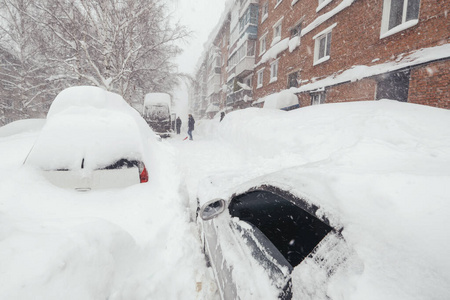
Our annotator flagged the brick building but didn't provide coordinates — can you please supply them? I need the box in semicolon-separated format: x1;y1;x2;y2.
190;0;449;118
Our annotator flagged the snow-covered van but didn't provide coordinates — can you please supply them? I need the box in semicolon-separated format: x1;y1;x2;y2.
143;93;172;137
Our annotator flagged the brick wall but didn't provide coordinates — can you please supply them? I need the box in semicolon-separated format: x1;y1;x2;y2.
409;60;450;109
253;0;449;108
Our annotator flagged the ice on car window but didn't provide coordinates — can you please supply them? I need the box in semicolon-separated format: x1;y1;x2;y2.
229;190;332;268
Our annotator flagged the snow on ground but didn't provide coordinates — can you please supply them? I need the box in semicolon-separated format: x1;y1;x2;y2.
1;99;449;300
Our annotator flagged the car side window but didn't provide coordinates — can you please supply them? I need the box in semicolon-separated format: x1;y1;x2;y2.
228;190;332;268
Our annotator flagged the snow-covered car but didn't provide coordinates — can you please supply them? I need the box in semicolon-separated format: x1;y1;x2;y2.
24;86;152;191
196;101;450;300
197;172;357;300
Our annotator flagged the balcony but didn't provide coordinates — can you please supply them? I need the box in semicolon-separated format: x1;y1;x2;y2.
226;89;252;106
207;73;221;96
235;56;255;78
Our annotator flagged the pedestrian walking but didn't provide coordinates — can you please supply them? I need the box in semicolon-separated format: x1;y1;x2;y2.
187;114;195;140
176;117;182;134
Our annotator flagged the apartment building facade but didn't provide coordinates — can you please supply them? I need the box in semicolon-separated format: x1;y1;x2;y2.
190;0;449;118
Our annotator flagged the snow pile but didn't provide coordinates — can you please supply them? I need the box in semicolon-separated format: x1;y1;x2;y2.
257;38;290;66
0;119;45;137
261;90;299;109
191;100;450;299
288;36;301;52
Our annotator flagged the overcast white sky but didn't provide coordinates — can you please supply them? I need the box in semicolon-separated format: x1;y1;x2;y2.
170;0;228;116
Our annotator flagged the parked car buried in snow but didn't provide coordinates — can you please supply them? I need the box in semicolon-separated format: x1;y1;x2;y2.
24;86;150;191
197;171;358;300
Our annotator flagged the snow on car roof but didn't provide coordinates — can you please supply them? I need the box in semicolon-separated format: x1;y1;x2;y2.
144;93;171;108
25;86;155;171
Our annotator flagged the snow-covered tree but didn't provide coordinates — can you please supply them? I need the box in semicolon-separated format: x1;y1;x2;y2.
0;0;62;124
0;0;188;124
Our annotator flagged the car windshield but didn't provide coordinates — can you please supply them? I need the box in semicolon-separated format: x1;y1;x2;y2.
146;105;169;121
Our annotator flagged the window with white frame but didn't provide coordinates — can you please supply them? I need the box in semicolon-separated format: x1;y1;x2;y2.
257;69;264;88
311;92;325;105
275;0;283;7
261;2;268;23
313;23;336;65
274;22;282;39
270;59;279;82
380;0;420;37
259;33;267;55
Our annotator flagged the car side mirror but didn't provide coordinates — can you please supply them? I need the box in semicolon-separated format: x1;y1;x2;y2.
200;199;226;220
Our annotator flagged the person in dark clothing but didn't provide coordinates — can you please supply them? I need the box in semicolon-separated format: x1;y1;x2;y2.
188;114;195;140
176;117;182;134
220;112;225;122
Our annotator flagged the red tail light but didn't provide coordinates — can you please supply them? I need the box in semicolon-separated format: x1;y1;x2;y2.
139;162;148;183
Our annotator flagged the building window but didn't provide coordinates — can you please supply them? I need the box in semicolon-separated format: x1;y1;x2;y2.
261;2;268;23
274;23;282;39
376;70;410;102
247;40;256;56
287;71;300;88
313;23;336;65
315;32;331;64
270;60;279;82
257;69;264;88
311;92;325;105
290;23;302;38
259;34;267;55
380;0;420;37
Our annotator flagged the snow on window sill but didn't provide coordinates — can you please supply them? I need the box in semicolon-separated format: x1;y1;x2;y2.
261;13;268;24
257;84;263;89
316;0;333;12
271;36;282;47
291;0;300;6
259;50;266;57
274;0;283;9
313;55;330;66
380;19;419;39
269;77;278;83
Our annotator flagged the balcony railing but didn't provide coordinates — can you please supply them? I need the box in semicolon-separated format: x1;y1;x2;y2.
226;89;252;105
235;56;255;77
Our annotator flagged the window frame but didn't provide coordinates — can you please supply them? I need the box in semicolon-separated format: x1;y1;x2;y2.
257;68;264;88
261;2;269;23
310;91;326;105
313;23;336;66
287;70;300;89
380;0;420;39
273;17;284;41
259;32;267;56
270;59;279;83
